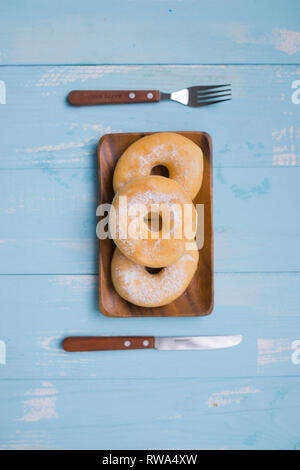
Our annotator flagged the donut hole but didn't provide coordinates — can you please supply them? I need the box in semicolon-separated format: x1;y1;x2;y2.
150;165;169;178
145;267;163;275
144;211;163;233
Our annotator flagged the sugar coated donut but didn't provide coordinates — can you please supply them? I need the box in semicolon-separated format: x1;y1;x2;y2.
113;132;203;200
111;245;199;307
109;175;197;268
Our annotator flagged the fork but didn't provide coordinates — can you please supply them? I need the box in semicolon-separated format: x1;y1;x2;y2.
68;85;231;107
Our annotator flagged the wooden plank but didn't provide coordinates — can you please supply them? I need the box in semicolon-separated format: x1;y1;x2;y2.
0;1;300;65
0;65;299;169
0;167;299;273
0;273;299;379
0;377;299;449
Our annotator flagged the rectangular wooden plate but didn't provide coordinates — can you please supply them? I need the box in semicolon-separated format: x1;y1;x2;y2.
98;131;214;317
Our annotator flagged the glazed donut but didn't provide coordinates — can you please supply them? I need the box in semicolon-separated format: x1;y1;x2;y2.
113;132;203;200
109;175;197;268
111;245;199;307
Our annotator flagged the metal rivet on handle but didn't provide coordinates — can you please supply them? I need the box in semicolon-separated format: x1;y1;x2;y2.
124;340;131;347
129;92;135;99
143;340;150;347
147;92;153;99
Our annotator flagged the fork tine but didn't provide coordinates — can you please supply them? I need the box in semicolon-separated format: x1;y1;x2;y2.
197;88;231;97
191;84;231;91
194;98;232;107
197;93;231;102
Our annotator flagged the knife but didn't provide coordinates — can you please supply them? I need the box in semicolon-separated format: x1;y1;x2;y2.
62;335;242;352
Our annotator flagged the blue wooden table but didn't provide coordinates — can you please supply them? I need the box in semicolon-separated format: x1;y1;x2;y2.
0;0;300;450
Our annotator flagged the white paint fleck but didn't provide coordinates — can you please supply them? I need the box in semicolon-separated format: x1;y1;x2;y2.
81;123;114;132
208;386;260;408
0;340;6;365
32;158;83;164
272;126;298;166
37;335;61;352
273;28;300;55
70;122;122;134
50;275;96;289
0;80;6;104
17;382;58;422
35;65;141;87
24;383;56;397
291;340;300;365
212;23;300;55
257;338;292;366
167;414;183;420
18;137;97;154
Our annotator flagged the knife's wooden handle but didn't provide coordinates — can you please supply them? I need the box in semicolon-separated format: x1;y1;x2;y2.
62;336;155;351
68;90;160;106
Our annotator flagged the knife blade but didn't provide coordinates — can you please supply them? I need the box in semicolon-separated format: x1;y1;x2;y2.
155;335;242;350
62;335;242;352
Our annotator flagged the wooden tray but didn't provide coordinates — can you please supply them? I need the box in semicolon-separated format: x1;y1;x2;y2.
98;131;214;317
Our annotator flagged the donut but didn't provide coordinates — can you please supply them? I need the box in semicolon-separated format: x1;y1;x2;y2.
111;245;199;307
109;175;197;268
113;132;203;200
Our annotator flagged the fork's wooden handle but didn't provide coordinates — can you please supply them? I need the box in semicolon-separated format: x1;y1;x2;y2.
62;336;155;351
68;90;160;106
